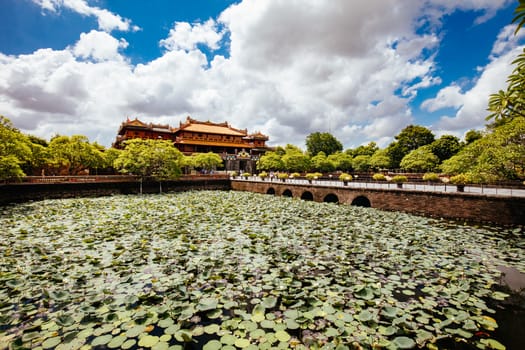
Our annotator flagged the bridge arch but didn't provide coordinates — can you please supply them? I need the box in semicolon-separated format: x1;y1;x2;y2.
266;187;275;195
282;189;293;197
323;193;339;203
301;191;313;201
351;195;371;207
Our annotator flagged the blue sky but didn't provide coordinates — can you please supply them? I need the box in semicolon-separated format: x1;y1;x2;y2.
0;0;523;149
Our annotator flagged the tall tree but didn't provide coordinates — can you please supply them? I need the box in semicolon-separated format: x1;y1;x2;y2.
305;132;343;156
430;135;461;162
47;135;105;175
0;116;32;180
346;142;378;157
281;146;311;172
311;152;336;172
487;1;525;125
257;151;284;171
441;117;525;182
192;152;223;172
400;145;439;172
327;152;353;171
386;125;435;168
369;149;391;170
464;129;483;145
114;139;184;192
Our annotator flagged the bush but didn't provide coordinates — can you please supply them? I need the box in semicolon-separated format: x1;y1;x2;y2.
305;172;322;180
391;175;408;183
339;173;353;181
372;173;386;181
229;171;238;177
242;172;251;178
290;172;301;178
277;173;289;180
450;173;470;185
422;173;440;182
259;171;268;178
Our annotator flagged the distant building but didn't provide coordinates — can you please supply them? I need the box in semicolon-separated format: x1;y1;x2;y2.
114;117;270;173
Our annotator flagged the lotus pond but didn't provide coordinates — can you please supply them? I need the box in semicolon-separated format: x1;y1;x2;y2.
1;191;524;350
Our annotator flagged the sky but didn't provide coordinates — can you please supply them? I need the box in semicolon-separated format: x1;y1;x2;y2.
1;0;525;149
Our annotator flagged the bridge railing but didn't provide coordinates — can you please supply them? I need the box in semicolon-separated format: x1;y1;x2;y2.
232;176;525;198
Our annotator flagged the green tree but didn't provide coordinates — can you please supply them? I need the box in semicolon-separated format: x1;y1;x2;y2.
430;135;461;162
192;152;223;172
346;142;379;157
441;117;525;182
487;2;525;125
464;129;483;145
282;146;310;172
103;148;122;171
257;151;284;171
47;135;105;175
0;116;32;180
352;155;371;172
311;152;336;172
327;152;353;171
114;139;184;193
305;132;343;156
369;149;391;170
400;145;439;172
387;125;435;168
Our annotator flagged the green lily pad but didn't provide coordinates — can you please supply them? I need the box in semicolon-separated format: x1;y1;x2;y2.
235;338;251;348
203;340;222;350
480;338;506;350
138;335;159;348
42;336;61;349
251;304;266;323
392;336;416;349
275;330;291;342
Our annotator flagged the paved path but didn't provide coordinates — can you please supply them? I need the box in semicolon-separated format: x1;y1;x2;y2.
237;177;525;198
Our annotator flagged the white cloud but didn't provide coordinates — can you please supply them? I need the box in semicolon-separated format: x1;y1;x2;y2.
1;0;518;149
434;47;521;132
421;85;464;112
422;22;524;136
72;30;128;61
31;0;139;32
160;20;223;52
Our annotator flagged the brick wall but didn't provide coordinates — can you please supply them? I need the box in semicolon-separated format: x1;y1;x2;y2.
231;180;525;226
0;179;231;206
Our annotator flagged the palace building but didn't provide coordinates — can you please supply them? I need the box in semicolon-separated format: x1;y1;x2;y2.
114;117;270;173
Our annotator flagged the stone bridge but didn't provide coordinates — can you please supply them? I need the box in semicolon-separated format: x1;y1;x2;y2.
231;180;525;226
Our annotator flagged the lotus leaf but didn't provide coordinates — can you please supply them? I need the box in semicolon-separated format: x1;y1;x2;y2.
480;338;506;350
251;304;266;323
0;191;522;349
174;329;192;343
91;334;112;346
107;335;126;348
275;330;291;342
121;339;137;349
357;309;375;323
203;340;222;350
42;336;61;349
392;336;416;349
235;338;251;348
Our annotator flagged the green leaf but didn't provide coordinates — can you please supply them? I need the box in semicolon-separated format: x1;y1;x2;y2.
392;336;416;349
251;304;266;323
275;330;291;342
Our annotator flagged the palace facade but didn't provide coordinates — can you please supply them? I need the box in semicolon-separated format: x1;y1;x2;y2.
114;117;270;173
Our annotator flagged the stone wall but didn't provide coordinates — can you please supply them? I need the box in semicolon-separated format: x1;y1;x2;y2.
231;180;525;226
0;178;231;206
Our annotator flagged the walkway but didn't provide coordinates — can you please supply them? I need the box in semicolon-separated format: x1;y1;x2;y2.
237;177;525;198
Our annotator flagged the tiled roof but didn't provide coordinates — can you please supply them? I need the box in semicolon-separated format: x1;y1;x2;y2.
181;123;247;136
176;139;254;148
